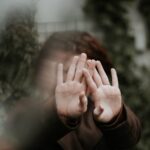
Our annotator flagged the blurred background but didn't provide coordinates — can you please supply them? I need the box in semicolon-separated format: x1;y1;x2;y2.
0;0;150;149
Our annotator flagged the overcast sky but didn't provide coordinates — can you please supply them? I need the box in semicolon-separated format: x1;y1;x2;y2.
0;0;147;50
0;0;84;24
36;0;84;22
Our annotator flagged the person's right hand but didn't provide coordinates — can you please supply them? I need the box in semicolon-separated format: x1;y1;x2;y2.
83;61;122;123
55;53;88;119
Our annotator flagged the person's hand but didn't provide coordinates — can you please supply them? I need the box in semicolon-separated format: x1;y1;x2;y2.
55;53;88;119
83;61;122;123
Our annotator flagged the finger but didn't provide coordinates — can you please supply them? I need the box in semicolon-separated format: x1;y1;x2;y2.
81;77;87;93
87;59;95;68
96;61;110;85
111;68;119;87
92;59;96;68
83;68;97;93
74;53;87;81
66;56;79;81
57;63;63;85
93;68;102;87
79;92;88;113
87;59;96;77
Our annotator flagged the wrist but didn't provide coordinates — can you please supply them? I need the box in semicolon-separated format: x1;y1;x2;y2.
94;103;126;128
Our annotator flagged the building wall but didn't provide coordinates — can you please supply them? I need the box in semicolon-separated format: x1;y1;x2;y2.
0;0;149;66
35;0;84;22
36;0;147;50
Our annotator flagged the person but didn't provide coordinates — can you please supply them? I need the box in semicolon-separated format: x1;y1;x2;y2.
3;31;141;150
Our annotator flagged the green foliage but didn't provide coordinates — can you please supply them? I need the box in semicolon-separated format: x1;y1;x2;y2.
83;0;150;150
83;0;133;30
0;7;39;101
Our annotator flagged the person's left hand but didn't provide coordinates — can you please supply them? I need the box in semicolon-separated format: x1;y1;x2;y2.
83;61;122;123
55;54;88;119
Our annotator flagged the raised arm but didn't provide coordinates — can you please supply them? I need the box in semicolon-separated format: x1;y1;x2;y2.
83;60;141;149
2;53;88;150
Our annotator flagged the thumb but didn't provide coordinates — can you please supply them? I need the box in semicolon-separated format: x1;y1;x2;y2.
79;91;88;113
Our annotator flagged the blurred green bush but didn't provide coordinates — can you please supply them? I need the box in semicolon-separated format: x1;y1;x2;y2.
83;0;150;149
0;6;39;102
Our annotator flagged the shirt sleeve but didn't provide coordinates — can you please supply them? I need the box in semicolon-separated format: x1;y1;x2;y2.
4;98;79;150
94;103;141;150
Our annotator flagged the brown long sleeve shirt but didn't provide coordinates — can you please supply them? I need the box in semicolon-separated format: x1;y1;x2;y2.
2;98;141;150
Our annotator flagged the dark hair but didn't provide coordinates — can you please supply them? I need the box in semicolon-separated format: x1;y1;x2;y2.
36;31;112;75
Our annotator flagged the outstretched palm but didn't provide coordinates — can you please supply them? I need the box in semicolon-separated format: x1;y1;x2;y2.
55;54;87;119
83;61;122;123
56;81;86;118
92;84;121;123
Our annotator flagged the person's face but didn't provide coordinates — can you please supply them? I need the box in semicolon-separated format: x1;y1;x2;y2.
36;50;76;94
50;50;75;74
